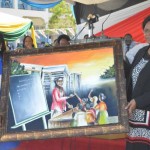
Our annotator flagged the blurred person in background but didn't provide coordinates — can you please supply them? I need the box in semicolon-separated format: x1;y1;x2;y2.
23;35;35;49
123;34;139;79
53;39;59;46
123;33;139;61
57;34;70;46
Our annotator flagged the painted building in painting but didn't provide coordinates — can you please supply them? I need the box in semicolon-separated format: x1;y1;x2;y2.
20;63;81;96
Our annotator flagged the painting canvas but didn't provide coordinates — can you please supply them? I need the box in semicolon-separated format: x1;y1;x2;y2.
0;40;128;141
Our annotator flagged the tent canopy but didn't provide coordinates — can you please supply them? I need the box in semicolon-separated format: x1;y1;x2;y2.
0;12;33;41
20;0;62;8
19;0;114;8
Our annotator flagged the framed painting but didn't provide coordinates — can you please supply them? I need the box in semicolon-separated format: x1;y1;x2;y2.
0;39;128;141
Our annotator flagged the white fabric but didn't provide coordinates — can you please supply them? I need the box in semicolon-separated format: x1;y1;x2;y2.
128;109;150;141
122;41;139;60
0;12;31;25
126;43;149;64
76;1;150;39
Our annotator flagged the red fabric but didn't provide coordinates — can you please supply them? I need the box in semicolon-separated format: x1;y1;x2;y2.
15;137;126;150
51;87;67;112
95;7;150;43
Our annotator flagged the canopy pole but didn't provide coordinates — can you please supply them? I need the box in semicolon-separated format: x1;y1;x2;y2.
31;26;37;48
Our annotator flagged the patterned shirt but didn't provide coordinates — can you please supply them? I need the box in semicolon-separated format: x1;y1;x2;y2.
132;58;148;89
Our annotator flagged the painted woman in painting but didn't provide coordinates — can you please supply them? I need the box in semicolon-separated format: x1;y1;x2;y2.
95;93;108;125
51;77;73;118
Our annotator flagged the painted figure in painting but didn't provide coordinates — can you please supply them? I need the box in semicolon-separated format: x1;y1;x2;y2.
88;89;98;108
95;93;108;125
51;77;73;118
73;91;97;126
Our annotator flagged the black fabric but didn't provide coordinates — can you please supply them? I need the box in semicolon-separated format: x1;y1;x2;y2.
126;141;150;150
73;0;147;24
123;59;131;80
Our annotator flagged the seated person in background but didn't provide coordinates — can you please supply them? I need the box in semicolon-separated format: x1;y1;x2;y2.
122;34;138;79
84;34;89;39
53;39;59;46
15;36;35;51
122;33;138;61
40;41;45;48
23;35;35;49
57;34;70;46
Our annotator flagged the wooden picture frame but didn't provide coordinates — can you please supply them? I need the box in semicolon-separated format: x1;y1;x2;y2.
0;39;128;141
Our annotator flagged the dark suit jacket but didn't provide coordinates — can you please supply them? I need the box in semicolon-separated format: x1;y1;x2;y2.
126;45;150;110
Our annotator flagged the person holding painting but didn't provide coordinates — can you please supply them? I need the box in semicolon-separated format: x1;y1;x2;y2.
125;15;150;150
0;33;6;94
51;77;73;118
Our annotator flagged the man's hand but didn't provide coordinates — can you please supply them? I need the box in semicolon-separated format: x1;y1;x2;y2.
125;99;136;116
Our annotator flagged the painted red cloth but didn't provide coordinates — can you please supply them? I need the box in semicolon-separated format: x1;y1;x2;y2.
51;87;67;112
15;137;126;150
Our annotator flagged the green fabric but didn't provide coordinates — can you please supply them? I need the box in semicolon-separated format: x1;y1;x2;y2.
0;22;32;41
98;110;108;125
